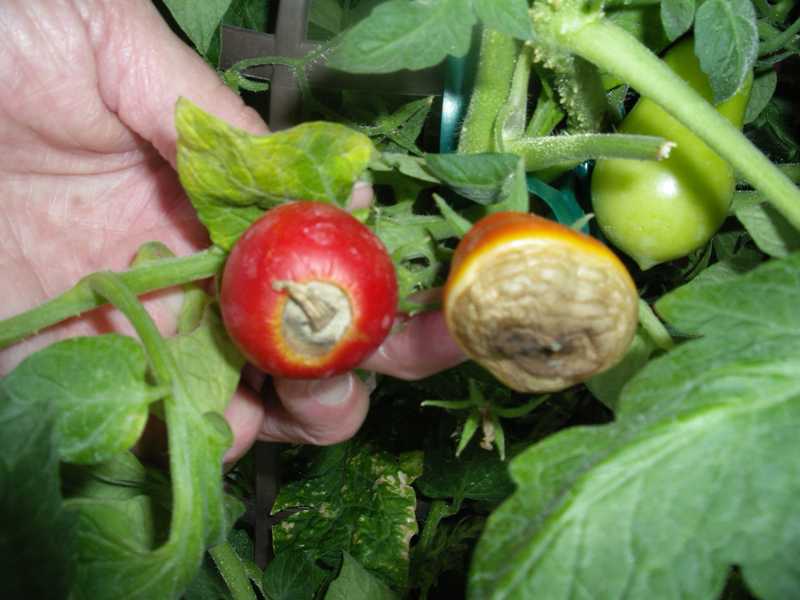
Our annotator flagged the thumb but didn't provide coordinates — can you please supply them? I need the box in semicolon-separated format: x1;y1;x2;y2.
89;0;268;166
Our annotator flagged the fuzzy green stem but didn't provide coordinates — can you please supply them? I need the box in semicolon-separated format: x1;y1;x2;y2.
495;45;533;149
752;0;774;17
0;247;225;349
418;499;459;553
772;0;797;22
759;14;800;55
457;29;518;154
210;543;257;600
556;55;608;133
738;163;800;187
84;273;177;385
421;399;474;410
526;92;565;138
563;19;800;231
638;299;674;351
506;132;671;171
86;273;205;587
413;497;462;600
130;241;210;335
229;55;303;73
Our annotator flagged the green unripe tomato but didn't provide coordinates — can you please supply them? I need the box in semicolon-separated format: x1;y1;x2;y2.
591;38;752;270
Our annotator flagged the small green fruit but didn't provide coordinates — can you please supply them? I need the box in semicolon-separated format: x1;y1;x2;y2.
591;38;752;270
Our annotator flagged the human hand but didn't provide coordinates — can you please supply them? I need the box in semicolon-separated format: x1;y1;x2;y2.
0;0;465;463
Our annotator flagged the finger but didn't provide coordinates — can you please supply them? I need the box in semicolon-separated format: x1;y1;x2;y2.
361;310;466;380
259;373;370;445
223;383;267;465
88;0;269;166
346;181;374;211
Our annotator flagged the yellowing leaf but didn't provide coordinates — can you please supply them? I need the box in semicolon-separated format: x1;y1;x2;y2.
176;98;375;249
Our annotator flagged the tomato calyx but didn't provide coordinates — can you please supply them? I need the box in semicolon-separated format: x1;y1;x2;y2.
273;279;353;357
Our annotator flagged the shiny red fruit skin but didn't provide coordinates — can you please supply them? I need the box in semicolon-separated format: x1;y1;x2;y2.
219;201;398;379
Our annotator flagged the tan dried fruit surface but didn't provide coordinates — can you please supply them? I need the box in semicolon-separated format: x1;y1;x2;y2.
446;238;638;392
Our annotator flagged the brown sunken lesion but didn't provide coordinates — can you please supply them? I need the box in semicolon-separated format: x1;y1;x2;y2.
487;324;603;379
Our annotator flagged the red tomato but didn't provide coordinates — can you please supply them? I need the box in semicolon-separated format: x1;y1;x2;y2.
220;201;398;379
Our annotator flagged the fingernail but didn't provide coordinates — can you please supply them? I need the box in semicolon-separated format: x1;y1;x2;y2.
310;374;353;406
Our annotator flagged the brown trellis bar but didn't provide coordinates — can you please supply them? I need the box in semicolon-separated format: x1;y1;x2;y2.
219;0;449;569
219;0;445;130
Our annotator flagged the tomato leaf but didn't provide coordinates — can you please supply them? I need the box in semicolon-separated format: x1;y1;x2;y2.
586;327;658;412
183;555;235;600
176;98;375;250
472;0;534;41
433;194;472;237
371;200;457;303
185;529;264;600
1;335;157;464
59;321;237;599
272;441;422;590
0;390;76;599
360;95;435;155
309;0;345;38
66;415;234;599
223;0;266;31
469;253;800;598
411;516;485;599
327;0;476;74
694;0;759;102
65;482;241;600
660;0;696;41
423;153;521;206
733;196;800;258
417;437;514;505
160;0;232;55
605;3;670;54
166;303;244;415
61;452;169;502
262;549;326;600
658;250;800;335
325;553;399;600
744;69;778;125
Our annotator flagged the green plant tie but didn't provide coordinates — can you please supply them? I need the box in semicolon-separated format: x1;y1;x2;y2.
440;55;465;153
441;37;588;235
527;175;589;233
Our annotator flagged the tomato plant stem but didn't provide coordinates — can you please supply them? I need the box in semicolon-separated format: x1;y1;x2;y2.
0;246;225;350
457;29;518;154
418;499;459;553
526;84;564;138
506;132;672;171
85;272;176;389
564;19;800;231
759;14;800;55
495;44;533;146
772;0;796;22
86;272;206;591
638;299;675;351
209;543;257;600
